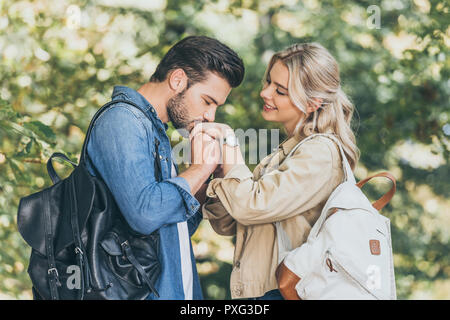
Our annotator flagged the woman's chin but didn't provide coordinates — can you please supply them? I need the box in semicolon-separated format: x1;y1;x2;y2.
261;110;278;122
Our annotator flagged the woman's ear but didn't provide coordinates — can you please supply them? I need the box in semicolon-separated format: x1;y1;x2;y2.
168;68;188;93
307;98;323;113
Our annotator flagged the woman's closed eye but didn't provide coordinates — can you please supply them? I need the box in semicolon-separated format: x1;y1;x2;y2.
266;78;287;96
276;89;287;96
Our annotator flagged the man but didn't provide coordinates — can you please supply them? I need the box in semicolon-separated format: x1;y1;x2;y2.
85;36;245;299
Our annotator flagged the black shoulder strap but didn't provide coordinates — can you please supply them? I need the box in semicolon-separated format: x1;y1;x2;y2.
43;189;61;299
80;99;159;163
47;99;163;184
118;236;160;298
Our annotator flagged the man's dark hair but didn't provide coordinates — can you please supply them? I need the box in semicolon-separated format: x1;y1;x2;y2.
150;36;245;88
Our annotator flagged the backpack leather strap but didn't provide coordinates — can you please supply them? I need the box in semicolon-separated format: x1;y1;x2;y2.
356;172;396;211
43;189;61;299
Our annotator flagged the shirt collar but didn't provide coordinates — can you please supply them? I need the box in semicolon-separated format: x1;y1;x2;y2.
111;86;168;131
280;135;301;156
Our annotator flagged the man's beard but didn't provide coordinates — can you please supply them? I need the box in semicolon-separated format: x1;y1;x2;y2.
166;90;192;132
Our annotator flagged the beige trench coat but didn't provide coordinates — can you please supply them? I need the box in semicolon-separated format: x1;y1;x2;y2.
202;131;345;299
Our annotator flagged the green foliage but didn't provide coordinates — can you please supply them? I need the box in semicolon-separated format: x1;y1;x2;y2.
0;0;449;299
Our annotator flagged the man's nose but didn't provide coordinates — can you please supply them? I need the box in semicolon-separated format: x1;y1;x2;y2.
203;109;215;122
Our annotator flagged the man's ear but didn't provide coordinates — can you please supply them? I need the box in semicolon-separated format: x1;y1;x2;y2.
307;98;323;113
168;68;188;93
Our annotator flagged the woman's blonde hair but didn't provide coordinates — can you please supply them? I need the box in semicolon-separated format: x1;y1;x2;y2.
264;42;360;170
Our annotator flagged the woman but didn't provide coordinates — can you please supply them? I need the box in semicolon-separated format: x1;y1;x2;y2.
196;42;359;299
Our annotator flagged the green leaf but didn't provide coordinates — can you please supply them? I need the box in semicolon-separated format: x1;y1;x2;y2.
0;101;20;121
7;158;22;182
23;121;56;145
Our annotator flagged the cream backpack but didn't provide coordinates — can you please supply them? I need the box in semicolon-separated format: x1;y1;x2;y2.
276;133;397;300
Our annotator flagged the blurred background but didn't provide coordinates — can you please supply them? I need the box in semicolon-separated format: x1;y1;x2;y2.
0;0;449;300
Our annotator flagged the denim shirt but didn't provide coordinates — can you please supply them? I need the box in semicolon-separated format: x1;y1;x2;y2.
85;86;203;299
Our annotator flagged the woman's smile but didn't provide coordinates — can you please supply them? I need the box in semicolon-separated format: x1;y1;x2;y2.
263;103;278;112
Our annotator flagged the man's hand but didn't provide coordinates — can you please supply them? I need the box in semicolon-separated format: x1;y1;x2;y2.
190;122;245;175
179;132;221;195
190;122;234;141
191;131;221;174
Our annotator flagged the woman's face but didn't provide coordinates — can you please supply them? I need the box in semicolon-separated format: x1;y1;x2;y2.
260;60;304;135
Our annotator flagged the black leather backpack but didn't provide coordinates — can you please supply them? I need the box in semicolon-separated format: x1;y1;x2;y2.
17;100;162;300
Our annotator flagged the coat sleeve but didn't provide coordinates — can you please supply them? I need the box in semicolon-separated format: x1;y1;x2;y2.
204;138;338;226
202;197;237;236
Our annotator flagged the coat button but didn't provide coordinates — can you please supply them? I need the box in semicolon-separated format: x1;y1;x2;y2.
235;261;240;268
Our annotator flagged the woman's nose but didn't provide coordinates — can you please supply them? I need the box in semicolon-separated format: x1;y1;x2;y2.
260;86;272;100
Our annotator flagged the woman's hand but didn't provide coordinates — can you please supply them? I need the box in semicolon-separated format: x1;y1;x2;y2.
190;122;245;175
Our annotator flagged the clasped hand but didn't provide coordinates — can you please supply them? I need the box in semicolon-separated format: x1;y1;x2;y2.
189;122;244;177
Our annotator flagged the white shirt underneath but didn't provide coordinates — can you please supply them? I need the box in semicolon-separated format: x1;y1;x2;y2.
172;161;193;300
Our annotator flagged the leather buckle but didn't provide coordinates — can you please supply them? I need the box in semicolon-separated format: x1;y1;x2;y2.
120;240;129;249
47;267;59;277
47;268;62;287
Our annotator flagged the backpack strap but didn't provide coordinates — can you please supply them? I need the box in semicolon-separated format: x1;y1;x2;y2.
46;99;163;185
117;235;160;298
69;176;87;300
47;152;77;185
276;133;355;264
43;189;61;300
287;134;396;211
356;172;396;211
80;99;158;163
285;133;356;184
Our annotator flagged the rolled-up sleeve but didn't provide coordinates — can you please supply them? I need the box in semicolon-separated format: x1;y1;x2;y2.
204;140;335;226
87;106;199;235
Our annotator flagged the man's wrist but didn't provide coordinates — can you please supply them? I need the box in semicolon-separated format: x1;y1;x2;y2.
189;164;214;181
223;144;244;165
